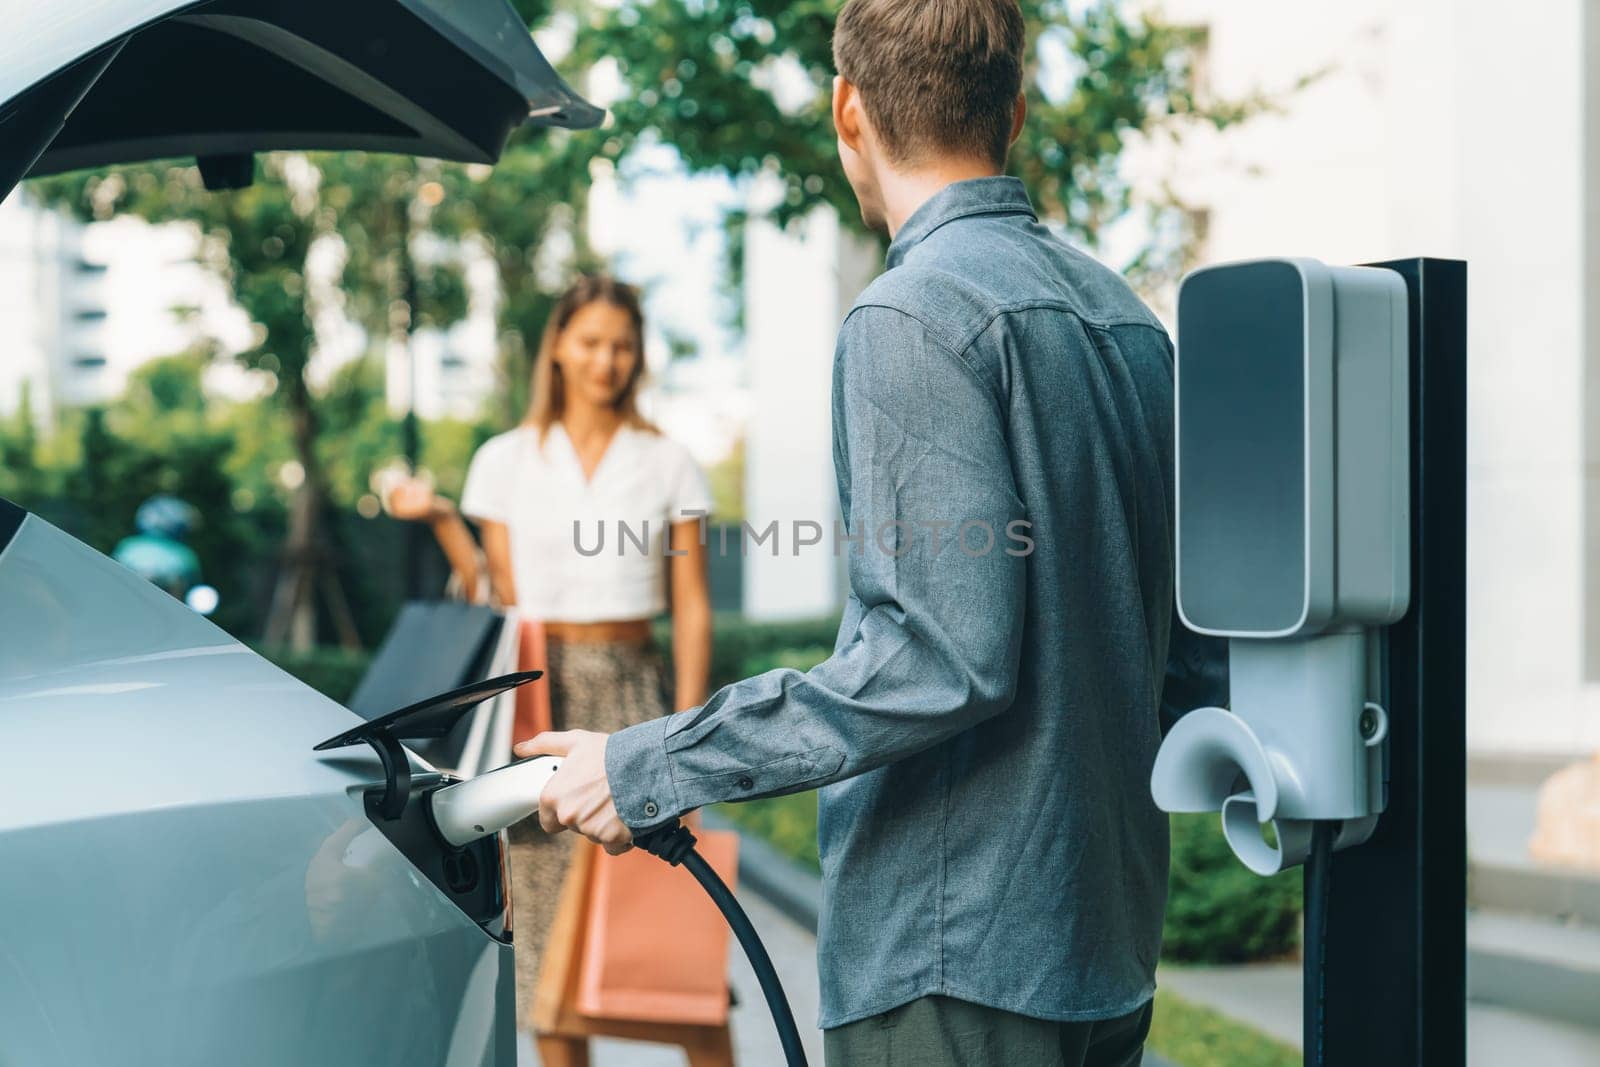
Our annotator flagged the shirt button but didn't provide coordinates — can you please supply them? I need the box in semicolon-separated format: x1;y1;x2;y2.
736;775;754;791
642;801;659;818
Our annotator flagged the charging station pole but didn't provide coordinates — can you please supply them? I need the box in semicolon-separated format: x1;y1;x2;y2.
1321;258;1467;1065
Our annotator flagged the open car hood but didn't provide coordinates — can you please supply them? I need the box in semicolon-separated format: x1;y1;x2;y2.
0;0;604;198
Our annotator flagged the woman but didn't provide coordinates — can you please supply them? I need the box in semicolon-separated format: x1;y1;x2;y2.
459;274;714;1031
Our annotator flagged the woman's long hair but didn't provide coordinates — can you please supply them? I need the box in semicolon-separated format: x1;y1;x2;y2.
524;274;655;438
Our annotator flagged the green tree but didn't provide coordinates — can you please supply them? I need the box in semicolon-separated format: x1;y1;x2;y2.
26;151;487;649
0;384;44;502
19;0;1270;651
29;161;342;648
432;134;599;426
558;0;1269;290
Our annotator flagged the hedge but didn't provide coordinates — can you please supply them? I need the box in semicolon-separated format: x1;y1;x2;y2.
260;612;842;708
1163;813;1302;962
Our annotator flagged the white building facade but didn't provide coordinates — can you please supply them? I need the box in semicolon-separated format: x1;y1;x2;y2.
1130;0;1597;756
741;204;878;620
0;192;103;429
0;191;254;418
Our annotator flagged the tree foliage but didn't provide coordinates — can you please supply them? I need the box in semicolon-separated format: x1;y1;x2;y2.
562;0;1266;286
17;0;1274;643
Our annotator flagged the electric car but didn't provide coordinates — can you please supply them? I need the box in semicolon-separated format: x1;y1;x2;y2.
0;3;600;1064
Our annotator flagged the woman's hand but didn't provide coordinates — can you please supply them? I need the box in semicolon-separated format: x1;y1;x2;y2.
514;730;633;855
386;478;453;522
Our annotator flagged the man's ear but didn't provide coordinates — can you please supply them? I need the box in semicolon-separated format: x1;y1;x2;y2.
1009;92;1028;146
833;75;866;154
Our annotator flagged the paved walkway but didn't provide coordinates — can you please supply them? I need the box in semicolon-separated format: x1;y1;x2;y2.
1160;961;1600;1066
520;776;1600;1065
512;887;1178;1066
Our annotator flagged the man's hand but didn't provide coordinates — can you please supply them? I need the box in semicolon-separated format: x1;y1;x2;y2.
513;730;633;855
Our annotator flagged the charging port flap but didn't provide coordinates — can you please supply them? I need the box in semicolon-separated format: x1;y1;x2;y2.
313;670;542;819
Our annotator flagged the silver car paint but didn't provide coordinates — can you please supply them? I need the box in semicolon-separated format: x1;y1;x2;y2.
0;513;514;1066
0;0;183;103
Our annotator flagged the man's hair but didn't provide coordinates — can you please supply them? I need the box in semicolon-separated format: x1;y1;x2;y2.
833;0;1026;168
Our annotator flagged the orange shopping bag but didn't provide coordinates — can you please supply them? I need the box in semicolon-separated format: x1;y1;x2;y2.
574;826;739;1026
514;619;553;746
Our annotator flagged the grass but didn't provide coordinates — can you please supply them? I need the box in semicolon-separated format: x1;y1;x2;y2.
1147;989;1299;1067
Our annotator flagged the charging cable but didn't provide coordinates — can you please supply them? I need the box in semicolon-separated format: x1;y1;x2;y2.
428;757;809;1066
323;681;811;1064
1303;821;1335;1067
635;821;810;1067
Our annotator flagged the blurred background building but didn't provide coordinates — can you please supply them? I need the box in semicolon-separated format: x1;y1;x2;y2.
1135;0;1598;761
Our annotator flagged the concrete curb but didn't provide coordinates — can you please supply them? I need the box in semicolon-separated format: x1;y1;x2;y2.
706;814;1179;1067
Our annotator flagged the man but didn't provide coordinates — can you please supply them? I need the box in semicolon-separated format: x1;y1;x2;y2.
521;0;1226;1063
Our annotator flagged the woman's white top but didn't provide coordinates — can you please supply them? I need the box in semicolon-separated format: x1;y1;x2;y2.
460;423;713;623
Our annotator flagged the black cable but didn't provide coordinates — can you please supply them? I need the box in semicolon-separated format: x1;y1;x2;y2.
637;822;809;1067
1303;821;1336;1067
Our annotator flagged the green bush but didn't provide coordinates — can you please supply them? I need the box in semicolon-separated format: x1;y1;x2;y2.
1162;813;1302;963
739;645;837;678
709;616;839;689
721;802;1302;965
717;792;822;874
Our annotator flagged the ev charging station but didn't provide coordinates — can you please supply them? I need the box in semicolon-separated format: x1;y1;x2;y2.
1152;258;1468;1065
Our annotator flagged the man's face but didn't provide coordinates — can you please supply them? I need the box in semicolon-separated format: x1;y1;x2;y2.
834;77;889;234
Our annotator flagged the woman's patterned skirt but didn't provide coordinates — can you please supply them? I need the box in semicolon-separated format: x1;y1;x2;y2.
507;637;670;1029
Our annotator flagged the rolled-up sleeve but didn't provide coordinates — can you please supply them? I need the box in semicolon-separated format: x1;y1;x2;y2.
607;305;1027;833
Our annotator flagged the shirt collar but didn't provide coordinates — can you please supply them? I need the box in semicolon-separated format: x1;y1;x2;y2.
886;176;1036;269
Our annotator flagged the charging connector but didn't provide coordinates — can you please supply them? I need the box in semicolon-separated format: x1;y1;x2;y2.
316;677;809;1064
426;761;809;1067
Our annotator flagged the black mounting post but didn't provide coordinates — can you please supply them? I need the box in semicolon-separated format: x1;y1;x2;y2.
1320;258;1467;1065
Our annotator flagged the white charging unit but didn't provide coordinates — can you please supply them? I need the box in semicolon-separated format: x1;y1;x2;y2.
1150;257;1410;874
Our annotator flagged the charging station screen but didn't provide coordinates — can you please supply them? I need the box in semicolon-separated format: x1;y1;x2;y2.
1177;262;1307;633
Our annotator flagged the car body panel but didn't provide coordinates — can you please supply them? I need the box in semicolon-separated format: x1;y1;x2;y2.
0;1;591;1053
0;511;515;1066
0;0;603;198
0;0;182;105
0;0;592;111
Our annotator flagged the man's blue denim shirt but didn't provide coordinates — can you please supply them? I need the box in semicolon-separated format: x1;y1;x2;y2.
607;176;1228;1029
